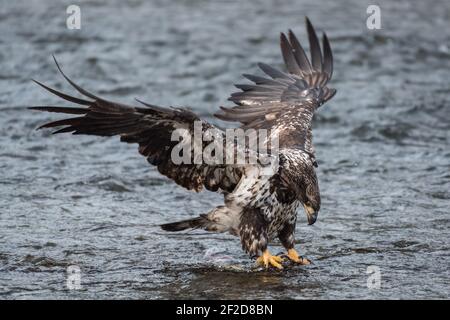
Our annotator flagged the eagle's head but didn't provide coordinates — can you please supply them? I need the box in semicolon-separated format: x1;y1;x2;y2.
300;166;321;225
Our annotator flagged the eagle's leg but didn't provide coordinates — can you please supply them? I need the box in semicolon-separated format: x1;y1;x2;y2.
278;221;311;265
256;249;283;269
239;209;283;269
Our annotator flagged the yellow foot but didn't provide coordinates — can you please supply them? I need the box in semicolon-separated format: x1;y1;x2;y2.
256;250;284;269
286;248;311;265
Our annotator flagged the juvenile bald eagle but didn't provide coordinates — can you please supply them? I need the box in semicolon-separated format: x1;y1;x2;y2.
30;18;336;269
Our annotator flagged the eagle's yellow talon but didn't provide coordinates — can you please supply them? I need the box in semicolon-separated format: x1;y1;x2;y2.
256;250;283;269
287;248;311;265
272;255;284;263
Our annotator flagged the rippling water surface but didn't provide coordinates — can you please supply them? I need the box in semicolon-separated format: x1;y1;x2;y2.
0;0;449;299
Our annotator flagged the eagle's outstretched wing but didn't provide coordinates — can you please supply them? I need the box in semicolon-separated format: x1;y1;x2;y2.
30;57;244;193
215;18;336;156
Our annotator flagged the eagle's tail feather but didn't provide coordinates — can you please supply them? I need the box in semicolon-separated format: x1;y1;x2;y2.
160;215;211;232
161;206;237;233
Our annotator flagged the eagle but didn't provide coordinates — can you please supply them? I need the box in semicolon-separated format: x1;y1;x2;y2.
30;18;336;269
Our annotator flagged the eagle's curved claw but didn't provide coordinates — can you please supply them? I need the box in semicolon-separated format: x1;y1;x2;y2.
256;250;284;269
286;248;311;265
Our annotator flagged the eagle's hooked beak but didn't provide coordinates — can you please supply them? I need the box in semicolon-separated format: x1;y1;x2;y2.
304;203;318;225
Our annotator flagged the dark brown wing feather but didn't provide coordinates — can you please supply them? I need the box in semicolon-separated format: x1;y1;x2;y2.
215;17;336;152
30;57;243;193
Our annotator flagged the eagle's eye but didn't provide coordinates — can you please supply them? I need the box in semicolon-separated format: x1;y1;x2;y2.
305;200;312;207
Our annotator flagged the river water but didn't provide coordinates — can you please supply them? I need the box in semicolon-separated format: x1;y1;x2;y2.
0;0;449;299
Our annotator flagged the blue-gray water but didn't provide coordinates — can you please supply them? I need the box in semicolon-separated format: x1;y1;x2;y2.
0;0;449;299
